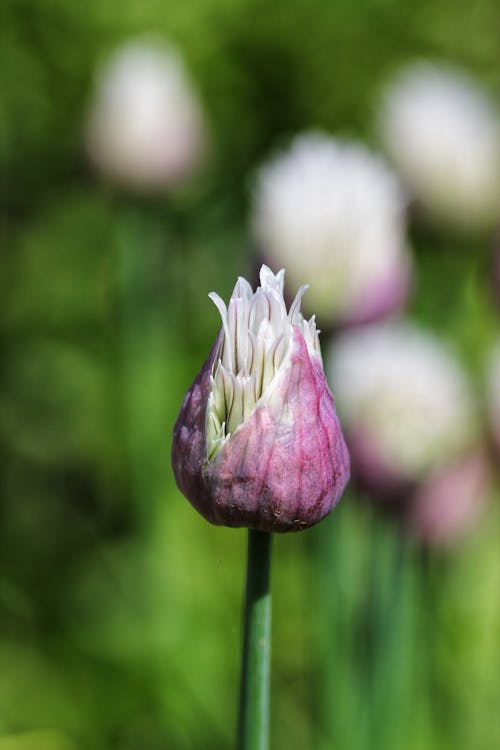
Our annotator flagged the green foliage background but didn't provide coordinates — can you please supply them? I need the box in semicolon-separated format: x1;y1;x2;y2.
1;1;500;749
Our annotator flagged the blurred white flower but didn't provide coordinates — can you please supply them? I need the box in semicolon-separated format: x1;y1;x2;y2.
85;38;206;191
486;341;500;452
328;322;478;489
251;133;411;326
378;62;500;230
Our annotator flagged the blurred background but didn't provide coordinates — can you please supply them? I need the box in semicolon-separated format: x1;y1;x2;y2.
1;0;500;748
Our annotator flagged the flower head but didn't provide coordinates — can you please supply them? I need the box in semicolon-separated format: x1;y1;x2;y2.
251;133;411;327
172;266;350;531
410;451;490;547
378;62;500;230
328;322;478;492
85;38;206;191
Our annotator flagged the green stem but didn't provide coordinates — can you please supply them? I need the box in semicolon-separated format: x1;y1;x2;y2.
237;530;273;750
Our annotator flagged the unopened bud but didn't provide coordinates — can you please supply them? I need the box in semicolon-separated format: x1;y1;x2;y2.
172;266;350;531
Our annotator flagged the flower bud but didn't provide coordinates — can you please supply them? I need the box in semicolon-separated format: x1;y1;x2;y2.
172;266;350;531
85;38;206;191
378;62;500;231
251;133;411;327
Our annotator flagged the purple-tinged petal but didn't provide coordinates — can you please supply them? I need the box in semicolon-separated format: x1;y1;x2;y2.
172;332;222;511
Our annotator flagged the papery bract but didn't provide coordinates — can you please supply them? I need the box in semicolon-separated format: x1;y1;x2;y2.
172;266;350;532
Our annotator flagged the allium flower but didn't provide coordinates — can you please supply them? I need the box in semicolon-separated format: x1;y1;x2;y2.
85;39;206;191
378;62;500;230
251;133;411;327
172;266;350;531
328;322;478;493
486;342;500;453
410;451;490;547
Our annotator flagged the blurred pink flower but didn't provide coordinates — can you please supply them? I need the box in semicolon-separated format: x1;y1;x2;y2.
410;451;491;547
328;322;491;544
329;322;479;488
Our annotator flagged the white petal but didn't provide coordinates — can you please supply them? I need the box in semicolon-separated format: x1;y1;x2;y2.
205;264;321;459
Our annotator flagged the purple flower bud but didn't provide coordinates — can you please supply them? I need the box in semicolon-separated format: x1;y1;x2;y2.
172;266;350;532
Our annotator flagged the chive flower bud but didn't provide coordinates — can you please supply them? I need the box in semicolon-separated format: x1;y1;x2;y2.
172;266;350;531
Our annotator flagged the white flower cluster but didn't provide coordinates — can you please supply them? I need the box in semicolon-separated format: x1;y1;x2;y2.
328;322;477;479
251;133;410;324
85;39;206;190
206;265;320;460
378;62;500;229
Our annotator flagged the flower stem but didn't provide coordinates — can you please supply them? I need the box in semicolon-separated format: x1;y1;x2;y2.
237;530;273;750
